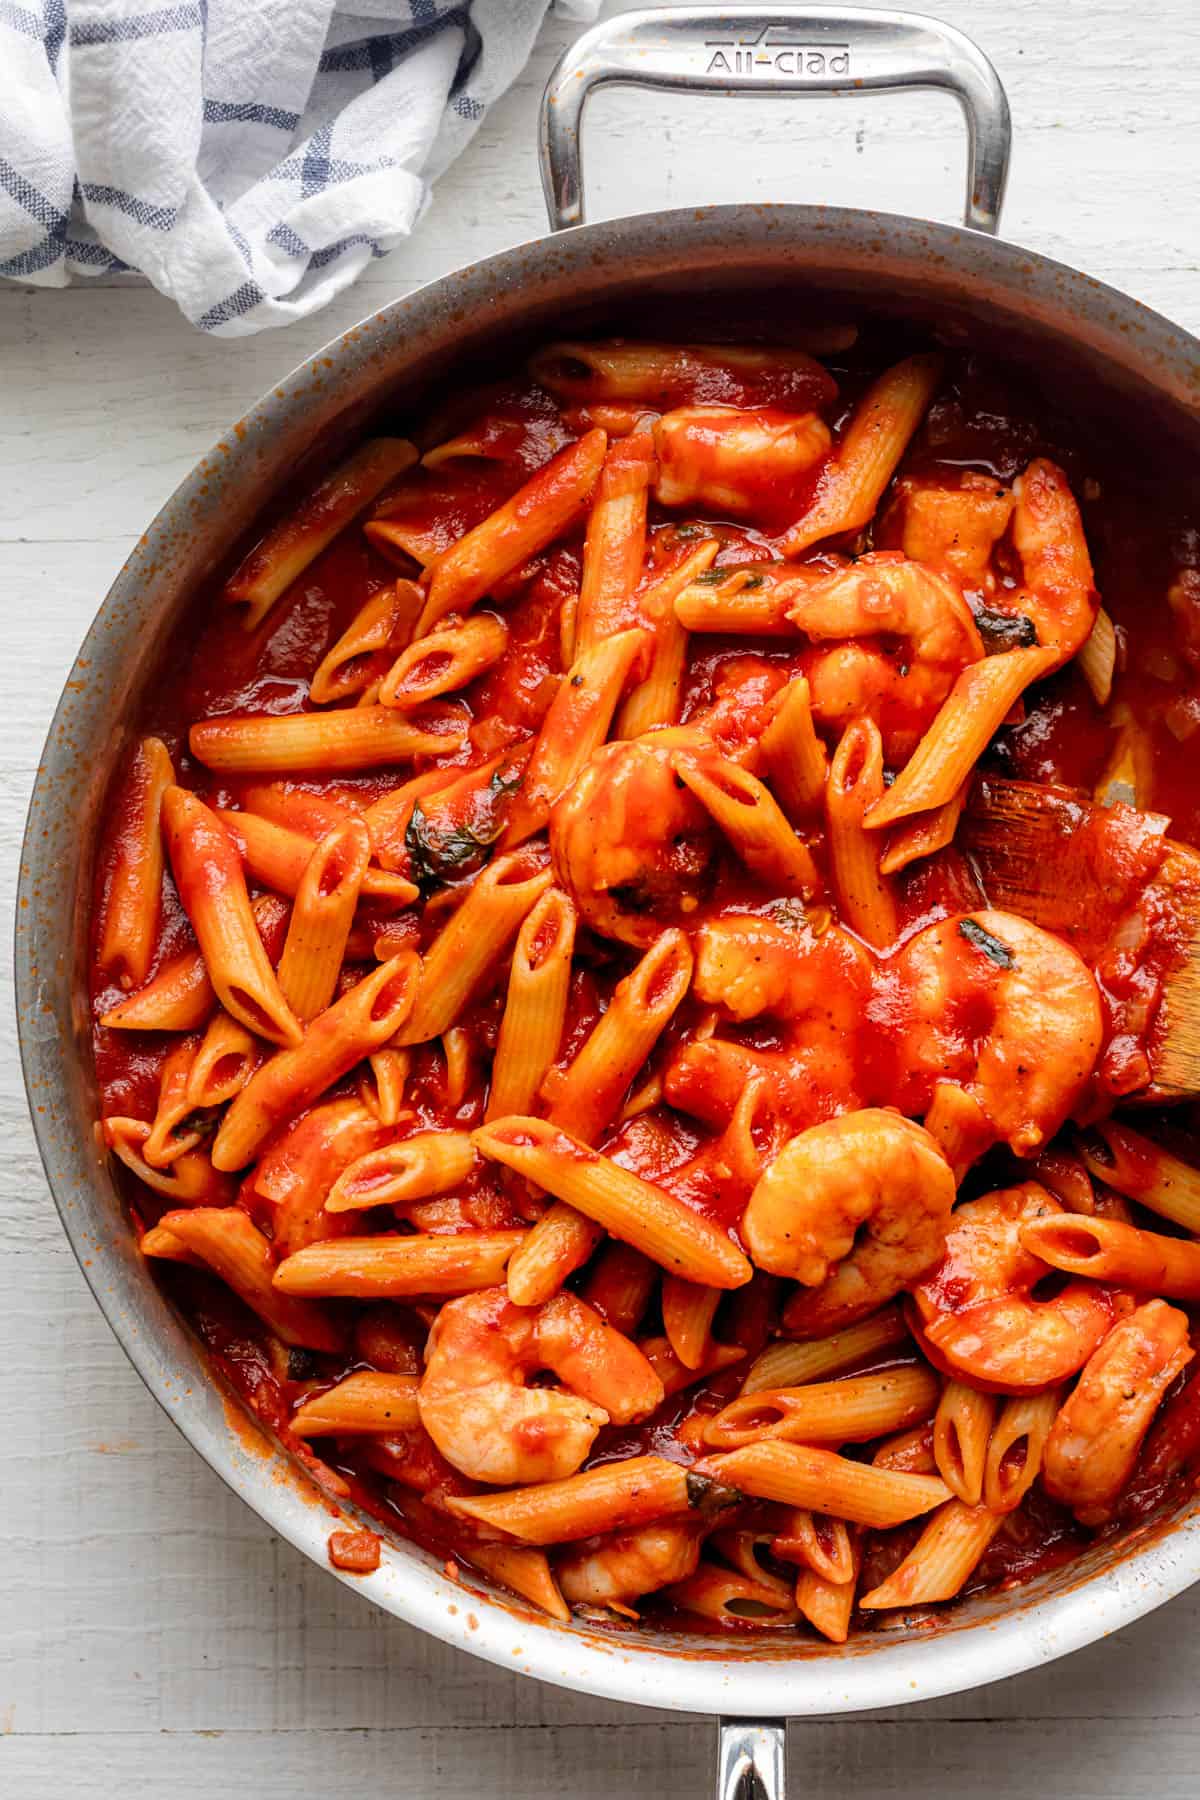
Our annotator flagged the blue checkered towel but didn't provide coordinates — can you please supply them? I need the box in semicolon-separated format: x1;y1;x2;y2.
0;0;596;335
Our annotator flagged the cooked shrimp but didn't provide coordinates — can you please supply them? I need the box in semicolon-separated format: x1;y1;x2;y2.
786;553;984;759
742;1109;956;1335
691;912;873;1024
664;1016;863;1137
556;1520;703;1606
1042;1299;1193;1524
663;913;873;1133
549;737;717;945
883;471;1015;591
418;1287;664;1486
654;406;831;517
886;909;1103;1155
910;1183;1116;1393
1004;458;1098;662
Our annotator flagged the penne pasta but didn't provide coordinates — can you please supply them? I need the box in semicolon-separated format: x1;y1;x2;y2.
191;704;467;774
104;1108;235;1209
1020;1212;1200;1299
873;1424;938;1476
546;928;693;1143
291;1372;421;1437
697;1441;952;1528
466;1544;570;1623
254;1097;384;1258
96;735;175;989
740;1306;910;1394
864;646;1060;829
933;1380;997;1506
665;1561;801;1628
661;1276;721;1372
475;1115;752;1290
825;718;898;948
324;1131;476;1213
760;675;828;818
528;340;841;410
277;817;371;1021
100;945;216;1032
771;1510;855;1584
879;778;969;875
486;887;576;1121
273;1230;526;1299
782;354;942;554
505;1203;603;1310
702;1366;939;1449
795;1534;861;1644
100;895;289;1033
218;806;416;905
418;430;606;634
186;1010;262;1111
673;749;820;895
444;1454;695;1544
395;854;554;1046
640;1335;749;1399
358;1048;411;1126
361;765;462;871
581;1242;659;1337
501;628;648;847
673;564;801;636
212;954;419;1170
615;539;717;736
574;432;655;660
89;328;1180;1647
225;438;418;629
1079;1119;1200;1233
162;785;303;1047
310;580;425;704
858;1500;1002;1608
983;1390;1061;1514
379;611;509;710
239;782;357;839
141;1039;204;1167
145;1206;344;1349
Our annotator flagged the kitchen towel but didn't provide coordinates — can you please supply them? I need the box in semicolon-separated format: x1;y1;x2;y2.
0;0;597;335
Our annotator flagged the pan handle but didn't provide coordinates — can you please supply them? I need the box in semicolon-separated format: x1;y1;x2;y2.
717;1719;787;1800
539;5;1010;234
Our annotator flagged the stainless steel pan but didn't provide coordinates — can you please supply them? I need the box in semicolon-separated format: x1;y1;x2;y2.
18;11;1200;1796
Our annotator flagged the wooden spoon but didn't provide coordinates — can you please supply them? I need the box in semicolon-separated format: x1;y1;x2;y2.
960;775;1200;1098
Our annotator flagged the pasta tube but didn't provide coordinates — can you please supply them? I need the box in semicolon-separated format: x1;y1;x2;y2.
475;1116;752;1290
162;786;302;1047
96;735;174;989
212;954;419;1169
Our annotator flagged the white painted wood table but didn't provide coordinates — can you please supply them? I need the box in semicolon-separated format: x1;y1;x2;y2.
2;1;1199;1792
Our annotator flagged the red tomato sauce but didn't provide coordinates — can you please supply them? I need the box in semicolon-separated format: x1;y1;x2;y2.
87;331;1200;1639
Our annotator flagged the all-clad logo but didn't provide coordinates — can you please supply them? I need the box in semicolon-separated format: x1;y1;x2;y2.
704;26;850;76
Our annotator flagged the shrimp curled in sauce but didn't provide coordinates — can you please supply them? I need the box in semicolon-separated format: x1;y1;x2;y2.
666;913;872;1132
786;553;984;759
887;909;1103;1156
418;1286;664;1486
549;738;716;945
909;1183;1115;1394
556;1521;703;1607
1042;1299;1193;1524
1007;458;1099;663
743;1109;956;1335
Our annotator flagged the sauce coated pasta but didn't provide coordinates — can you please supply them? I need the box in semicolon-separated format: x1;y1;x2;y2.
91;331;1200;1640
